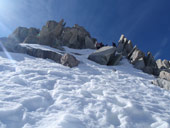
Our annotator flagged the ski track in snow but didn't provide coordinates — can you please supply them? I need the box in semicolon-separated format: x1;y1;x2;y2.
0;45;170;128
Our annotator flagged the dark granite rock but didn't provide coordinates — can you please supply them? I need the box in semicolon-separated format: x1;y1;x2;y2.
143;52;158;75
15;45;62;63
108;53;122;66
88;46;116;65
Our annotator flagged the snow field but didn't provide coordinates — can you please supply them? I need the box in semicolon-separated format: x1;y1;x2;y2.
0;45;170;128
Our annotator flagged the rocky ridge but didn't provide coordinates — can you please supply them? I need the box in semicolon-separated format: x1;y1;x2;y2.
115;34;170;90
0;19;170;90
86;34;170;90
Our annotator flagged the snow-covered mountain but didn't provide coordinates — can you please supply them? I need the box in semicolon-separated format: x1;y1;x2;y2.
0;44;170;128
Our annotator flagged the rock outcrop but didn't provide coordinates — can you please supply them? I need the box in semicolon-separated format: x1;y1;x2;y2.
61;24;95;49
9;27;40;43
159;70;170;81
117;34;133;56
143;52;158;75
133;57;145;70
38;20;64;46
88;46;116;65
156;59;170;69
116;34;125;53
152;78;170;90
154;59;170;88
129;48;145;64
88;46;117;65
116;34;170;90
15;45;62;63
123;40;133;56
8;19;96;50
117;35;146;70
23;35;39;44
0;38;79;68
108;53;122;66
116;34;161;74
15;45;79;68
9;27;29;42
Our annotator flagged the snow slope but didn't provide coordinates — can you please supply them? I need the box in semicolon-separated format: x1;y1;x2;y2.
0;45;170;128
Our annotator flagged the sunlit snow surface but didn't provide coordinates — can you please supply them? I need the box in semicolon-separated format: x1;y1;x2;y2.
0;45;170;128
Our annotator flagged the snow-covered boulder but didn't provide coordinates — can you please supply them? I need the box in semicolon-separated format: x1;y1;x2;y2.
88;46;116;65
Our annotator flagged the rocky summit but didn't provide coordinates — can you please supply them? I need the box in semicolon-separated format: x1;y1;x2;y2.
8;19;96;50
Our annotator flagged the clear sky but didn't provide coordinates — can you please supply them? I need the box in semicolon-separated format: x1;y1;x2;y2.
0;0;170;60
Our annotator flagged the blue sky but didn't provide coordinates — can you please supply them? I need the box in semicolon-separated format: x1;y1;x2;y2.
0;0;170;60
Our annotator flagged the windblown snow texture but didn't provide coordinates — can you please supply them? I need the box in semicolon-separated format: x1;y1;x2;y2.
0;45;170;128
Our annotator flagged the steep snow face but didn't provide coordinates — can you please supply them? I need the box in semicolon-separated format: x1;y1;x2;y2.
0;45;170;128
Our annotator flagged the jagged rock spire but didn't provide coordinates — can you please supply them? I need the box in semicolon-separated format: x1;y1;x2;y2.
117;34;133;56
